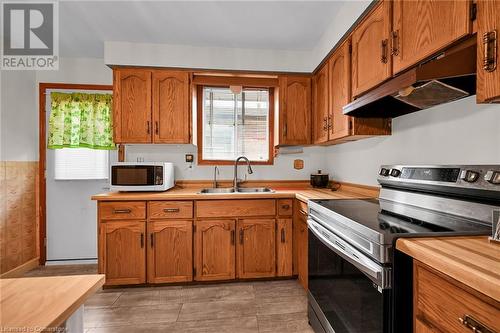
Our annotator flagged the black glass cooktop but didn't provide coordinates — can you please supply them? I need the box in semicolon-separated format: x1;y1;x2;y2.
311;198;492;239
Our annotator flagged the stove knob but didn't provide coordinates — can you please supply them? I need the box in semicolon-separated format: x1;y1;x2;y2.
484;170;500;184
390;169;401;177
379;168;390;176
460;170;480;183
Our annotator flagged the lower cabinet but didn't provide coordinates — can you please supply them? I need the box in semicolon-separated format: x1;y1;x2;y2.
147;220;193;283
100;220;146;286
276;218;293;277
237;219;276;279
293;200;309;290
194;219;236;281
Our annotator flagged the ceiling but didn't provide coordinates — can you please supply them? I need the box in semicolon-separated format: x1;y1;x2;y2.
59;1;342;58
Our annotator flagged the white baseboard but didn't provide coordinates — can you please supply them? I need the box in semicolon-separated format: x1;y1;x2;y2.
46;259;97;265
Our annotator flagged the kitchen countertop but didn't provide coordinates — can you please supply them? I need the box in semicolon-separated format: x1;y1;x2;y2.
0;274;104;330
396;236;500;302
91;185;379;202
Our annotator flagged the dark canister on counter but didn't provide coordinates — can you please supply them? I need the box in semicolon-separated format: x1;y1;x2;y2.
310;170;329;188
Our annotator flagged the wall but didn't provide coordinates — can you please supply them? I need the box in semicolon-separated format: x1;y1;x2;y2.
325;96;500;186
125;144;326;181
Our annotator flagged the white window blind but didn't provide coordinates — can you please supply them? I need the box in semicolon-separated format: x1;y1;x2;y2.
54;148;109;180
202;87;270;162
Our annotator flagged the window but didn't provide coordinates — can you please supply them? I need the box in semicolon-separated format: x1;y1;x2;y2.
54;148;109;180
199;86;273;164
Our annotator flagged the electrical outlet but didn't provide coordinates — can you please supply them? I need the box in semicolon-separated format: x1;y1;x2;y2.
185;154;194;163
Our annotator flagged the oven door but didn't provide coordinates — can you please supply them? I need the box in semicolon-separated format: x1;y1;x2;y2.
307;217;392;333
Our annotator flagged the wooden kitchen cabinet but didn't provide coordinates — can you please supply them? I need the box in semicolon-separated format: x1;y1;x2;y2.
293;200;308;289
351;0;392;97
278;75;312;145
414;261;500;333
477;0;500;103
276;218;293;277
152;70;191;143
392;0;472;75
147;220;192;283
113;68;191;144
194;220;236;281
100;221;146;285
312;63;330;144
237;219;276;279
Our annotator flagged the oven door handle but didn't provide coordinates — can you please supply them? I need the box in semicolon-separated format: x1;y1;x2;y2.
308;218;390;289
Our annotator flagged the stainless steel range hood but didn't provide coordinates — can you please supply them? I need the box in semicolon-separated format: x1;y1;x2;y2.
343;37;477;118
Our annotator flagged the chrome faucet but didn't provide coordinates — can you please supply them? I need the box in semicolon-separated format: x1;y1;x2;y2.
213;166;220;188
233;156;253;189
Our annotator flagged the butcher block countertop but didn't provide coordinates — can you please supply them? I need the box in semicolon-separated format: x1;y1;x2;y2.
0;274;104;330
91;181;379;202
397;237;500;302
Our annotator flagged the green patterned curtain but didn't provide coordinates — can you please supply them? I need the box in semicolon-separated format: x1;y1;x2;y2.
48;92;115;150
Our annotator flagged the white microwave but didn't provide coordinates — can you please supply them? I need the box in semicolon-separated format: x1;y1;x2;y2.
110;162;174;192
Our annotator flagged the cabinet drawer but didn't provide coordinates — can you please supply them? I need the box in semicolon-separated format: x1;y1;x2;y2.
149;201;193;219
277;199;293;216
297;200;308;217
196;200;276;218
414;261;500;333
99;201;146;220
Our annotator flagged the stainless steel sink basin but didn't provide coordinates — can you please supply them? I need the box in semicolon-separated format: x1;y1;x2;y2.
199;187;274;194
199;188;235;194
236;187;274;193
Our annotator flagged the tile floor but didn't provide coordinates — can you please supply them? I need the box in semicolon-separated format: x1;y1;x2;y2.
25;265;313;333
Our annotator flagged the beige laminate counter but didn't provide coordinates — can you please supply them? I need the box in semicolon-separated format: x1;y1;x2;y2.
397;236;500;302
91;186;378;202
0;274;104;330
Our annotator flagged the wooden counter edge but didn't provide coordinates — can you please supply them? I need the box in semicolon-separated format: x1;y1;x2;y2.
396;238;500;303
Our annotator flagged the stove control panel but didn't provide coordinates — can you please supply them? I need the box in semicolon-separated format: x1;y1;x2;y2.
460;170;480;183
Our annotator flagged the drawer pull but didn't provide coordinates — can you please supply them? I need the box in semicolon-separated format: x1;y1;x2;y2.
281;204;291;210
163;208;180;213
459;314;494;333
483;30;497;72
299;209;308;216
113;209;131;214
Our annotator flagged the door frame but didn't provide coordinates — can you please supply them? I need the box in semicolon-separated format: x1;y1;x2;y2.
38;83;113;265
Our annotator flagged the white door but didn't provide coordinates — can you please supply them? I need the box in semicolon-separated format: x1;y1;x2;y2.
45;89;115;262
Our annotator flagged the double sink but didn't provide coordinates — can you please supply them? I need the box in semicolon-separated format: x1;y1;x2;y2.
199;187;274;194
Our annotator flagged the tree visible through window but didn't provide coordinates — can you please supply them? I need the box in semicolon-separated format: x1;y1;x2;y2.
201;86;271;163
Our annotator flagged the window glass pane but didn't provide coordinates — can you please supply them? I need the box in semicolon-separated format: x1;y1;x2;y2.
54;148;109;180
202;87;269;162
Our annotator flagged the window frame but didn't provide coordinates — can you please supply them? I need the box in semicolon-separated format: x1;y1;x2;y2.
196;84;275;165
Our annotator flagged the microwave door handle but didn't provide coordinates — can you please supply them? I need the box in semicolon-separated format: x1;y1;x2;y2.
308;219;386;289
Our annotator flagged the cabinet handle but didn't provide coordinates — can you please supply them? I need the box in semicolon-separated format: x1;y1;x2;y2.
281;228;285;243
163;208;180;213
281;204;290;210
391;30;399;56
150;233;154;248
113;209;131;214
483;30;497;72
146;121;150;134
459;314;494;333
239;229;244;245
299;209;308;216
231;230;235;245
140;233;144;248
381;39;388;63
323;117;328;131
155;121;159;135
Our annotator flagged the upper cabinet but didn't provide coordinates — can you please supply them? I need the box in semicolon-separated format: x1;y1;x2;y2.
392;0;472;74
278;75;312;145
153;71;191;143
312;64;329;144
351;0;392;97
113;68;191;144
113;69;152;143
477;0;500;103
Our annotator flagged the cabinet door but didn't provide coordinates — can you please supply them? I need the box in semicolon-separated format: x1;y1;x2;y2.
152;71;191;143
329;40;352;141
101;221;146;285
477;0;500;103
276;218;293;277
351;0;392;97
279;76;312;145
312;64;329;144
147;220;192;283
237;219;276;279
393;0;471;74
195;220;236;281
113;69;152;143
297;215;308;290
